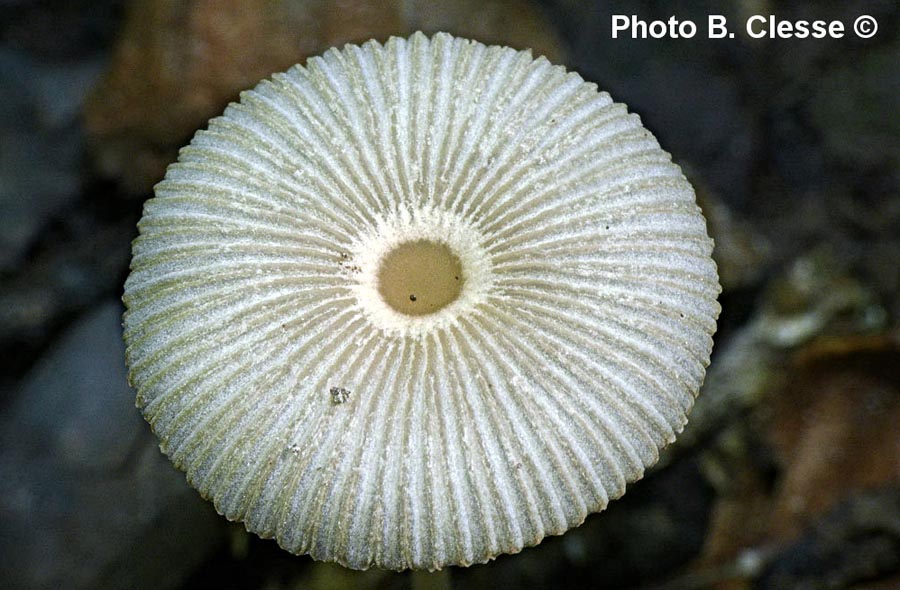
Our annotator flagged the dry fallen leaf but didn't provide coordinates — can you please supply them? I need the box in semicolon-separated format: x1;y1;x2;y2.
694;334;900;589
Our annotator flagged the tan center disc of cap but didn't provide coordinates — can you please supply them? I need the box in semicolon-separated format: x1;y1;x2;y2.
377;240;464;316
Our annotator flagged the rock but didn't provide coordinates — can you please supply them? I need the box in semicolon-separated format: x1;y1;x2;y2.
0;301;225;590
0;0;123;58
0;206;137;386
0;49;103;272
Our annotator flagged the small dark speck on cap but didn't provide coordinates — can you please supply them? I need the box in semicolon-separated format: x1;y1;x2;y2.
330;387;351;404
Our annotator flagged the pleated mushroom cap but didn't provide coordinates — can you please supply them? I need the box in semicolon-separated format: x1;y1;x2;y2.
123;32;721;570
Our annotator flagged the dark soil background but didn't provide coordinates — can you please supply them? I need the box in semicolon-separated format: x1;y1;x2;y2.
1;1;898;589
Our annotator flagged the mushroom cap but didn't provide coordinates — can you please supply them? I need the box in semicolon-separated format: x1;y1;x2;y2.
123;32;720;570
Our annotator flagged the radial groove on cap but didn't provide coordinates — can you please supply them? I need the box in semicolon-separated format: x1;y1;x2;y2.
124;31;721;570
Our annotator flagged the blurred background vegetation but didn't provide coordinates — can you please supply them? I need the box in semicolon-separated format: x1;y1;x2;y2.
1;1;897;588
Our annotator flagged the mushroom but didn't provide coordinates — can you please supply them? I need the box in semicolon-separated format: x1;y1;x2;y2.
123;32;720;570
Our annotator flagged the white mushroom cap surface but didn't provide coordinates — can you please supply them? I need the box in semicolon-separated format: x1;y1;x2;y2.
123;32;721;571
